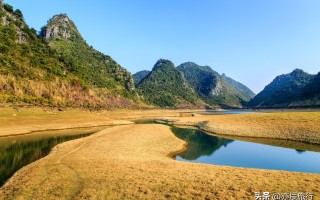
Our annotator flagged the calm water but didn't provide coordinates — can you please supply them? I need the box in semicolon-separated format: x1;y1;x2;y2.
0;127;107;187
2;120;319;188
197;110;256;115
171;126;320;173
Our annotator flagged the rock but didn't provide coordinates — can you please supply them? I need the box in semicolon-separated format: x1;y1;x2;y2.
2;16;9;26
41;14;73;40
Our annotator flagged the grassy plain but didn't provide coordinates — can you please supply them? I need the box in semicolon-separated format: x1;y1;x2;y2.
0;106;185;136
1;108;320;199
170;111;320;144
1;124;319;200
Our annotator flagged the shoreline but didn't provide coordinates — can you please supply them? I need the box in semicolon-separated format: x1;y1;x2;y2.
0;121;133;138
166;141;188;159
172;121;320;146
1;108;320;198
0;107;190;137
1;124;319;199
158;111;320;145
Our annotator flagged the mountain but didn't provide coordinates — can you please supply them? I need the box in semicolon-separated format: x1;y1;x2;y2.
133;70;150;86
221;74;255;100
290;72;320;107
248;69;315;108
302;72;320;99
40;14;135;95
136;59;203;108
177;62;255;108
0;5;139;109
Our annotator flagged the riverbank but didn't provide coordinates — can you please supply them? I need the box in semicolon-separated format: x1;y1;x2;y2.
162;111;320;144
0;107;189;136
1;124;319;199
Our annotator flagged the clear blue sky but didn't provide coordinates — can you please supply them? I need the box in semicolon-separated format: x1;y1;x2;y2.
5;0;320;93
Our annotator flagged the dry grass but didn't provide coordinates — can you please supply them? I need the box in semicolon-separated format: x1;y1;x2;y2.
171;111;320;144
1;109;320;199
1;124;319;200
0;107;185;136
0;74;140;109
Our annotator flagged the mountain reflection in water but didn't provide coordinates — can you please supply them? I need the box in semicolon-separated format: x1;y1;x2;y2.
171;126;233;160
0;128;103;187
170;126;320;173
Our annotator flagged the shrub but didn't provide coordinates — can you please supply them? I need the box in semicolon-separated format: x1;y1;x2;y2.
3;4;13;13
13;9;23;19
0;44;9;54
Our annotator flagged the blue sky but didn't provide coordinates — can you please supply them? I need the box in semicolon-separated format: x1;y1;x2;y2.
4;0;320;93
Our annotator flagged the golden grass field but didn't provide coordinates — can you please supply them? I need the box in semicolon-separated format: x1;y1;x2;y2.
0;108;320;199
1;124;320;200
0;107;186;136
170;111;320;144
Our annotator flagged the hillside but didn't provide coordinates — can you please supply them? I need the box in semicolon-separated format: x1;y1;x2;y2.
40;14;135;96
290;72;320;107
177;62;255;108
302;72;320;99
133;70;150;86
221;74;255;100
0;4;139;109
136;59;203;108
248;69;316;108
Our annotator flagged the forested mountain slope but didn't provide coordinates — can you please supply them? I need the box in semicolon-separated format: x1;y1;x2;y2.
137;59;203;108
249;69;318;108
177;62;255;108
0;4;139;109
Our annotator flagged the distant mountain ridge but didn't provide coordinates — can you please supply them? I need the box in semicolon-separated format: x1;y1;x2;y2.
221;73;255;100
177;62;255;108
134;62;255;108
249;69;319;108
302;72;320;99
136;59;203;108
133;70;150;86
2;2;319;110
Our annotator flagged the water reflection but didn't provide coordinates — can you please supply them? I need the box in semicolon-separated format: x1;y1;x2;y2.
171;126;233;160
295;149;306;154
171;126;320;173
196;110;255;115
0;127;106;187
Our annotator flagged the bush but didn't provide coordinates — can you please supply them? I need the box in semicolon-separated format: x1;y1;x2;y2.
3;4;13;13
0;44;9;54
14;9;23;20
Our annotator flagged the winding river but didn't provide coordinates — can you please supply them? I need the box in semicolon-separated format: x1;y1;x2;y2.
171;126;320;174
1;116;320;188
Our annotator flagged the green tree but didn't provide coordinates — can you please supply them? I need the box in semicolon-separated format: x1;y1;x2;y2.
13;9;23;20
3;4;13;13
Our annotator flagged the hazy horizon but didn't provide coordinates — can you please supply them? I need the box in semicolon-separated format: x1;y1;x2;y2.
5;0;320;93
